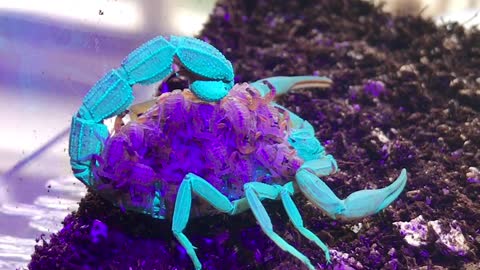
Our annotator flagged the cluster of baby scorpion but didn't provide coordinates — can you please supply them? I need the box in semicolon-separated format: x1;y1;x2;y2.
92;83;303;215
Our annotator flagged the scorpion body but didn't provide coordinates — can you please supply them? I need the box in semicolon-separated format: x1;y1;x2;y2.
69;36;407;270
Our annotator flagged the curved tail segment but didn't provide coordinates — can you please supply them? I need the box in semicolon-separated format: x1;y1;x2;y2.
69;36;234;187
170;36;234;101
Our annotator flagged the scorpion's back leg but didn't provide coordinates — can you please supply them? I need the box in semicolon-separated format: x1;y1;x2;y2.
280;182;331;263
171;173;250;270
244;182;316;270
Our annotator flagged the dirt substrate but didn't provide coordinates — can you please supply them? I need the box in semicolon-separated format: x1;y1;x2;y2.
29;0;480;269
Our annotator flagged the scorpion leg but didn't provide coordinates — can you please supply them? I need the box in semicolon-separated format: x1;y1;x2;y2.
251;75;332;97
280;181;331;263
171;173;249;270
244;182;316;270
296;167;407;220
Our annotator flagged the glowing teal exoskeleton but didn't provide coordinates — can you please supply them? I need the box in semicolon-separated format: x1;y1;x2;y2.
69;35;407;270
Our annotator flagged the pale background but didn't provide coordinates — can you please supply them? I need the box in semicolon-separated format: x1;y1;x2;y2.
0;1;478;269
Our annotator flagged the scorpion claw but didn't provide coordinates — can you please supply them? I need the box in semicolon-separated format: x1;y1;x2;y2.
251;75;332;97
296;168;407;220
337;169;407;219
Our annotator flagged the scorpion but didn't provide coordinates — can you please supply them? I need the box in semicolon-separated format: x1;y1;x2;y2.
69;35;407;270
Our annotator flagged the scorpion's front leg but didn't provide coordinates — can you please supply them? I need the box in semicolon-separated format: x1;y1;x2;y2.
171;173;250;270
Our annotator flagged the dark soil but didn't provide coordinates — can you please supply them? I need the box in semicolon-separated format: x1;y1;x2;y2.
29;0;480;269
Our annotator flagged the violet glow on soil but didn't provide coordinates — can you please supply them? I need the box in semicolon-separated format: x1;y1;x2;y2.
29;0;479;269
